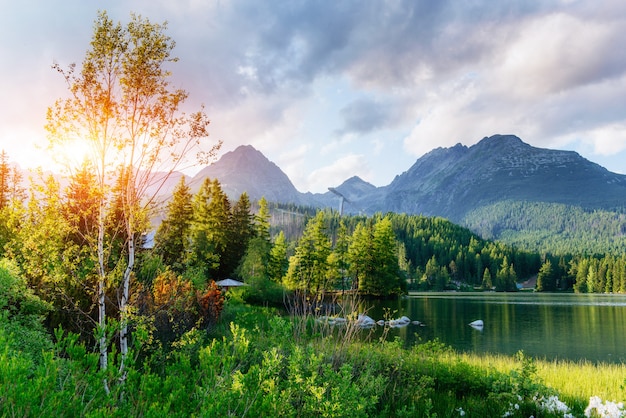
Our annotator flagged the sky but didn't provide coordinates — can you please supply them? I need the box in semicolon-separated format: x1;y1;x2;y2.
1;0;626;193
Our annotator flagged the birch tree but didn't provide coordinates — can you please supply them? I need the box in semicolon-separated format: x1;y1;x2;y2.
46;11;220;389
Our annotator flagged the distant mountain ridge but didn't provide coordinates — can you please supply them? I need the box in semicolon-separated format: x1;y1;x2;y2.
182;135;626;223
369;134;626;220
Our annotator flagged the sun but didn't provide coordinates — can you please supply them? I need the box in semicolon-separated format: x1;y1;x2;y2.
50;139;93;171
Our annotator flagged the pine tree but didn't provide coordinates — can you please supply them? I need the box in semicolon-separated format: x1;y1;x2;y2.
64;162;100;248
284;212;331;292
236;236;271;283
372;217;402;295
424;256;440;289
154;176;193;272
267;231;288;282
224;192;254;277
188;178;230;280
573;258;589;293
347;222;373;292
346;217;402;296
536;259;556;291
495;256;518;291
255;196;271;241
481;268;493;290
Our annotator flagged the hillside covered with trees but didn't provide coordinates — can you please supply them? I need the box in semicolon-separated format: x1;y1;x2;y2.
462;200;626;256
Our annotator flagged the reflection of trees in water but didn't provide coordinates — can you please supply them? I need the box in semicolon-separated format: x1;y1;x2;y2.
365;294;626;363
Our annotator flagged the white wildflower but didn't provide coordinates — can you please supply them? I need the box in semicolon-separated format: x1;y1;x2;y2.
584;396;626;418
539;395;571;415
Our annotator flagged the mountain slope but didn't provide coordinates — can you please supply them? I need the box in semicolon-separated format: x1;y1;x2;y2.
188;145;303;204
361;134;626;221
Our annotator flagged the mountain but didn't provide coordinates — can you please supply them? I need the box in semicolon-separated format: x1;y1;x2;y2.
186;136;626;225
188;145;303;204
365;134;626;221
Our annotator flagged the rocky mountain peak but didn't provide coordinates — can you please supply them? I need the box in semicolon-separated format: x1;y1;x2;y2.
164;135;626;225
333;176;377;201
189;145;302;203
378;135;626;220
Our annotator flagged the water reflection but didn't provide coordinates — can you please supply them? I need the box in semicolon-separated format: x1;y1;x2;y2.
363;292;626;363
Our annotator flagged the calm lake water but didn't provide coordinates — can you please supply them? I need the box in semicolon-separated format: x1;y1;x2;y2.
363;292;626;364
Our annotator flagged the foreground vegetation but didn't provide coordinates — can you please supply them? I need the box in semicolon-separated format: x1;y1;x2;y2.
2;280;624;417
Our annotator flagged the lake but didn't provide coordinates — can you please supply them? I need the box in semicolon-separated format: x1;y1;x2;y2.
362;292;626;364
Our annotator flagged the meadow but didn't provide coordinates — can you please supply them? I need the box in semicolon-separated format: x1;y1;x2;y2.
2;294;624;417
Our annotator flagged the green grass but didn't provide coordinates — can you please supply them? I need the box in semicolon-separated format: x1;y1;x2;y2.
456;352;626;401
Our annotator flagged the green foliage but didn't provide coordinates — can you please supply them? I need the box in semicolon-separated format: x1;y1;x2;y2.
0;258;51;321
570;253;626;294
284;211;332;292
536;259;558;292
1;301;619;416
225;192;255;277
267;230;289;282
235;277;285;307
277;209;542;295
236;236;271;283
0;258;53;365
463;200;626;256
187;178;230;279
154;176;193;272
481;268;493;290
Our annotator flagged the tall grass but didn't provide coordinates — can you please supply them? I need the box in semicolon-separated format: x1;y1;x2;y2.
456;352;626;402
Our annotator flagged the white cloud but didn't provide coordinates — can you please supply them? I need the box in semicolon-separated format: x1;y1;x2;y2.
580;123;626;156
494;13;624;97
305;154;370;192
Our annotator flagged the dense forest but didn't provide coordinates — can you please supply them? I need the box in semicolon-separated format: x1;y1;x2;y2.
463;200;626;255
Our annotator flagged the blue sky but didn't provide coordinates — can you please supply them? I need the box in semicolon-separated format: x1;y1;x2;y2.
1;0;626;193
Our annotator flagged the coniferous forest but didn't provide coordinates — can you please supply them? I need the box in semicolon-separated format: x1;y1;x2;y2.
2;11;625;417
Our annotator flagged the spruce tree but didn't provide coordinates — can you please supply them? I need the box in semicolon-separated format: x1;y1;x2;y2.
267;231;288;282
347;222;373;292
284;211;331;292
481;268;493;290
372;217;402;295
224;192;254;277
188;178;229;280
154;176;193;272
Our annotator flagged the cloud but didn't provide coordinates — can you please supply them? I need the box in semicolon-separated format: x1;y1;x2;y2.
399;1;626;160
306;154;371;192
583;123;626;156
3;0;626;191
336;99;392;135
494;12;626;97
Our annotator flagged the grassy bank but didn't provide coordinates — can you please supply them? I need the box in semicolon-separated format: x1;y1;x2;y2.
458;353;625;401
1;300;624;417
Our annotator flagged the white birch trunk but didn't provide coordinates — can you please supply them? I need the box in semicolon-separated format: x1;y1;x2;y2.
118;209;134;381
97;199;110;394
